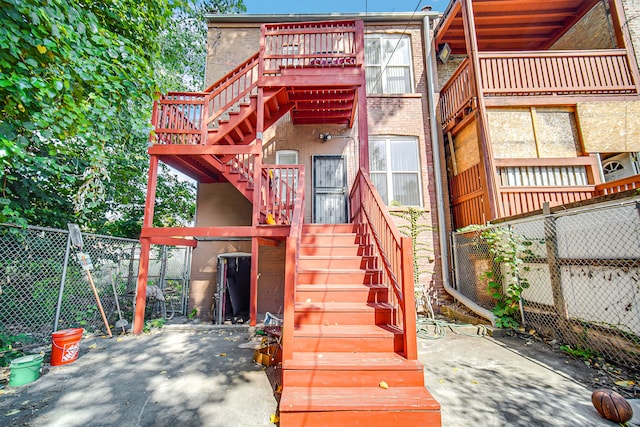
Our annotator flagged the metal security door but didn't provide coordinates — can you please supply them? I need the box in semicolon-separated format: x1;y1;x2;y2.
313;155;348;223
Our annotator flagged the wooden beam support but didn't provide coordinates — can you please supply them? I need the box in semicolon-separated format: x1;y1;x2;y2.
257;237;281;247
609;0;640;92
461;0;499;221
148;237;198;247
149;144;262;156
250;237;259;326
133;155;159;335
355;20;369;172
133;238;151;335
140;226;289;238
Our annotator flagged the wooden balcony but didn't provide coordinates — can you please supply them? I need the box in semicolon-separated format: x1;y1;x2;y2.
439;49;639;131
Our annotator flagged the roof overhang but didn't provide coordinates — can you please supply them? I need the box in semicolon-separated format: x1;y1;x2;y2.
205;11;440;24
434;0;602;54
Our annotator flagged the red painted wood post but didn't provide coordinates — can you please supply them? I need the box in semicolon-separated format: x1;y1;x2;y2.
133;237;151;334
401;236;418;360
201;93;209;145
250;237;259;326
133;154;159;334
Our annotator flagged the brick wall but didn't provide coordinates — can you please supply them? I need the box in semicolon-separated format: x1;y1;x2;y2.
623;0;640;71
202;16;445;310
551;2;614;50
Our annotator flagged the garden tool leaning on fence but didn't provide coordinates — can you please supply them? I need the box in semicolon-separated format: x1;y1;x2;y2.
68;224;112;338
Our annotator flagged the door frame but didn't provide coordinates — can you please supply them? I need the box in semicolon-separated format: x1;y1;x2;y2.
312;154;349;224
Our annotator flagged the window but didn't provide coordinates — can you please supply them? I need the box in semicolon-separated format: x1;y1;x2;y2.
276;150;299;195
369;137;422;206
365;34;413;94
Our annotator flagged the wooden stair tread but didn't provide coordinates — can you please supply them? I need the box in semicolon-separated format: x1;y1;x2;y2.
298;268;379;273
295;302;393;311
285;352;423;370
294;324;402;336
280;386;440;412
297;283;387;290
299;255;367;260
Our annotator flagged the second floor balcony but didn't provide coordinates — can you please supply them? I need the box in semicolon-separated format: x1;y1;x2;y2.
434;0;640;131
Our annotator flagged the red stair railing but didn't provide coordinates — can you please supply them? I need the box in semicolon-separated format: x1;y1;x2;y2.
202;53;260;142
259;165;301;225
281;167;305;362
150;53;260;146
349;169;418;359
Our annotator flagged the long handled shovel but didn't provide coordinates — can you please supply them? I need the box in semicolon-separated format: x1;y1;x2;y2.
77;253;112;338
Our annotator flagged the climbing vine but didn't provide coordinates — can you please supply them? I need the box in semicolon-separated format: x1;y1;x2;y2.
480;226;533;329
390;205;433;285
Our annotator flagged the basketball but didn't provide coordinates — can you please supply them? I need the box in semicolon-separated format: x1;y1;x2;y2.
591;389;633;423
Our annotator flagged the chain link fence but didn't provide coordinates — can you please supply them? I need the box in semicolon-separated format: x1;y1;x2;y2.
0;224;191;349
451;197;640;369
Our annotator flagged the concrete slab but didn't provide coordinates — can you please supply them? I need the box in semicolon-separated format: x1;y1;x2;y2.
0;327;277;427
1;323;635;427
418;330;615;427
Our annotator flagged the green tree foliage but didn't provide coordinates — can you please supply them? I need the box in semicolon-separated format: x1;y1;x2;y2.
0;0;244;237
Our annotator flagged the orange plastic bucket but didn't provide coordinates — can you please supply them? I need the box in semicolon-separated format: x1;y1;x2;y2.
50;328;83;366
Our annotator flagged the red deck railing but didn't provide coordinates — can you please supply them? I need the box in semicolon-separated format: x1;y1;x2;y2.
452;157;640;226
261;20;359;75
439;49;639;130
259;165;301;225
596;175;640;195
350;169;417;359
151;54;260;145
479;49;637;96
439;58;473;130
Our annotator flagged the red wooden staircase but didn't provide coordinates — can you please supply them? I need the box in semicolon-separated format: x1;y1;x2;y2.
137;19;440;426
279;223;440;426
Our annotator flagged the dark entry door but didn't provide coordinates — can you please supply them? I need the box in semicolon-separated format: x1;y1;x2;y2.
313;155;348;224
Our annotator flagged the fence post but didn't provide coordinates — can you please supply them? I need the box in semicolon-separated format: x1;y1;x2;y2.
543;203;570;337
53;232;72;332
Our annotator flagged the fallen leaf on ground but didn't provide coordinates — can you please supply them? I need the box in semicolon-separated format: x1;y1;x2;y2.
270;414;279;423
615;380;635;387
379;381;389;389
5;409;20;416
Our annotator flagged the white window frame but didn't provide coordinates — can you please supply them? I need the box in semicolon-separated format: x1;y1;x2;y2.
364;34;414;95
276;149;299;197
369;136;423;207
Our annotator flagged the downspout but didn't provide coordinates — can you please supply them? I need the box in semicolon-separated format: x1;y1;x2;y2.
423;15;495;326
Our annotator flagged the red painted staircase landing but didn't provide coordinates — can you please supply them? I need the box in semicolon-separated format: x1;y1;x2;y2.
279;223;441;426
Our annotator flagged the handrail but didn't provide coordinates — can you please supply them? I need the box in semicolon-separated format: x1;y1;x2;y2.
282;166;305;362
261;20;359;75
259;165;300;225
151;93;206;145
438;58;473;130
349;168;417;359
204;52;260;93
202;54;260;142
150;53;260;146
596;175;640;195
479;49;636;96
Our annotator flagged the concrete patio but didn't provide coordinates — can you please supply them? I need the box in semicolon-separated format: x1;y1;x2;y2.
1;322;638;426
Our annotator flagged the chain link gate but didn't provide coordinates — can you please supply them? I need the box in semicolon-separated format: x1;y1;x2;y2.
0;224;192;350
451;198;640;368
